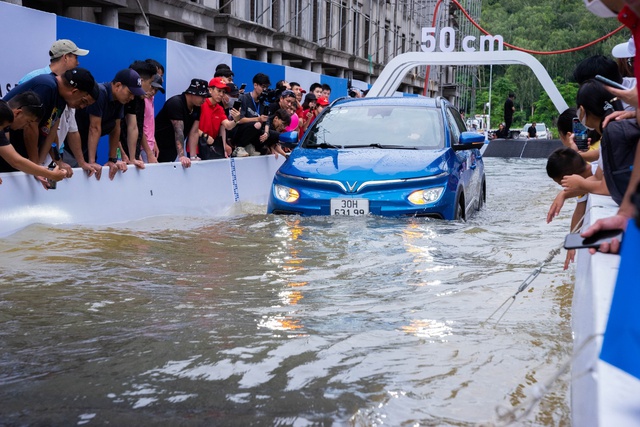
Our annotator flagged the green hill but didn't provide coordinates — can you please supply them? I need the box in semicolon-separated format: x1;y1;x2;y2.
470;0;628;130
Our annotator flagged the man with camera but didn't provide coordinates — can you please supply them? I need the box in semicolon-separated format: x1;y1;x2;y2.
232;72;271;157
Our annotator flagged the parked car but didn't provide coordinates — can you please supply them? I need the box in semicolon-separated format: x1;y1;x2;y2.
518;123;552;139
267;96;486;220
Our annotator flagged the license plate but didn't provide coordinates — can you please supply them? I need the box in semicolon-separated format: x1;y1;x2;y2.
330;198;369;216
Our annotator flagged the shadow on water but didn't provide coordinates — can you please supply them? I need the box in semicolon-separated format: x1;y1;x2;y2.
0;158;573;426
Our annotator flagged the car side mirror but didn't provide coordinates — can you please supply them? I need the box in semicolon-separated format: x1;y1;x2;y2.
279;131;299;149
453;131;485;151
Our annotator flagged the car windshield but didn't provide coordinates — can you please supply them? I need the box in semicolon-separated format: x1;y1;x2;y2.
536;124;546;132
303;105;444;149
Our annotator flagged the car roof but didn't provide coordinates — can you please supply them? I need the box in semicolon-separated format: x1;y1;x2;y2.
333;96;442;108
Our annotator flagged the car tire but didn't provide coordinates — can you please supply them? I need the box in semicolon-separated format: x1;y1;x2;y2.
476;178;486;211
455;194;465;221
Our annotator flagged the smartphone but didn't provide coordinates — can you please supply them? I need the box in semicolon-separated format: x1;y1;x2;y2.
572;117;589;151
563;228;624;250
47;161;57;190
239;83;246;90
232;100;242;110
595;74;626;90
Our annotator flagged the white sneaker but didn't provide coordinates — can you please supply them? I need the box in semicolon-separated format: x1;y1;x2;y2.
245;144;261;156
232;147;249;157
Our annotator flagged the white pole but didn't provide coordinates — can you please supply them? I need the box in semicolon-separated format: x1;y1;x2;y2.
488;64;493;131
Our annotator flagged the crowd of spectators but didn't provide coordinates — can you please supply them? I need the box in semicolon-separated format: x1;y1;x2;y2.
545;29;640;262
0;38;345;188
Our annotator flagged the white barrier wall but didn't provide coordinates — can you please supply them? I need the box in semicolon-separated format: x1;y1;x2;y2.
166;40;232;98
0;156;284;237
570;194;621;427
0;2;56;97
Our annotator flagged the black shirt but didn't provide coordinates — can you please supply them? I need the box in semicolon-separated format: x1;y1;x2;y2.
155;93;201;162
73;83;124;161
239;91;265;118
120;96;145;159
1;127;10;147
504;98;514;119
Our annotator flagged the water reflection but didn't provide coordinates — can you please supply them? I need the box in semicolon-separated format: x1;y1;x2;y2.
0;159;572;425
400;319;454;340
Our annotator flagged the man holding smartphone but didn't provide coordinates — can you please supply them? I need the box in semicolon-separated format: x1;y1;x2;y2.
232;72;271;157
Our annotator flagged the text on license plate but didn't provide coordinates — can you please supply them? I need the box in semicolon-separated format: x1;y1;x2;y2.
330;198;369;216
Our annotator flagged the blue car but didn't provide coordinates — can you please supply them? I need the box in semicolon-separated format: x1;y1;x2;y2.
267;96;486;220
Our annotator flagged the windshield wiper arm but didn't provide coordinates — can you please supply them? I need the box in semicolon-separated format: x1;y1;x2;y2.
347;143;417;149
307;142;340;149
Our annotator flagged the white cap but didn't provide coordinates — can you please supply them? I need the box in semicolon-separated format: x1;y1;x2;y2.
612;37;635;59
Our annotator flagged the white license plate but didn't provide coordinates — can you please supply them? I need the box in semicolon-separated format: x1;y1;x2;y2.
330;198;369;216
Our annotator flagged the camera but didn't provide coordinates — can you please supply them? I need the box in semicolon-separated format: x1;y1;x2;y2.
258;88;278;104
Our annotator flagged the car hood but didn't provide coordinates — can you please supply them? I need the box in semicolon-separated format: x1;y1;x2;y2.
279;147;450;180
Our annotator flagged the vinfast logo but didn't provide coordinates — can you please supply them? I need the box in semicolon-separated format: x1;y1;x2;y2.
346;181;358;192
420;26;504;53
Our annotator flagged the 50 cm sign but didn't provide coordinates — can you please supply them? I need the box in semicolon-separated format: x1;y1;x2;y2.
421;26;504;53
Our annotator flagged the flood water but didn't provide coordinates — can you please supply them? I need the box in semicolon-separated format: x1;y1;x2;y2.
0;158;575;426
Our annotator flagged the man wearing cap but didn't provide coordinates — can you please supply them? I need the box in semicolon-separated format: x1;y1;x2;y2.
197;77;241;159
119;60;158;170
155;78;210;167
612;36;637;84
0;68;97;184
18;39;92;178
71;68;146;180
19;39;89;85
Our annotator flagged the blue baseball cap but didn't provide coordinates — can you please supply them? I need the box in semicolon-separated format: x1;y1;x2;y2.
113;68;146;96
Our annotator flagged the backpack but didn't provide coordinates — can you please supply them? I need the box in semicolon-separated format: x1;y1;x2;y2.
600;119;640;205
198;134;226;160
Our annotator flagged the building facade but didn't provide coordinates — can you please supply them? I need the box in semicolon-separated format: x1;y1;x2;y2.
4;0;481;101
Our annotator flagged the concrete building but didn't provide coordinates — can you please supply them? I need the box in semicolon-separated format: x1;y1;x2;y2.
4;0;481;101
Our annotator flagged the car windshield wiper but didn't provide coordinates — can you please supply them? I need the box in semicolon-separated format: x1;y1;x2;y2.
346;143;418;149
306;142;341;149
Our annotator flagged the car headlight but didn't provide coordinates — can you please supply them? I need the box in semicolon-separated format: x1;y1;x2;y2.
274;184;300;203
408;187;445;205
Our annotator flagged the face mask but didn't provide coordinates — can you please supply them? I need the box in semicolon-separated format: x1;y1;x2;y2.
580;109;595;131
583;0;618;18
228;97;238;105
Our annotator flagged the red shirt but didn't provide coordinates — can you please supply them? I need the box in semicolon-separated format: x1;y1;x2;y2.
199;100;226;139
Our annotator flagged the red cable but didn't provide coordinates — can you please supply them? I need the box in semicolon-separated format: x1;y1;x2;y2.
423;0;625;95
450;0;625;55
424;0;444;95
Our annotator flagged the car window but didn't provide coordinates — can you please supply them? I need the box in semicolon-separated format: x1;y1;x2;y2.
444;108;464;144
303;105;444;149
536;124;546;131
450;108;467;133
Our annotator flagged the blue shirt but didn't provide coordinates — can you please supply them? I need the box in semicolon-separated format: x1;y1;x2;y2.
1;73;65;160
18;65;52;85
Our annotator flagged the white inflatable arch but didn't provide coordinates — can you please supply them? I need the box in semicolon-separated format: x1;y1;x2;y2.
367;50;569;114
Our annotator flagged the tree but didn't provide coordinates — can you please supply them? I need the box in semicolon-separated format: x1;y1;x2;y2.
459;0;627;130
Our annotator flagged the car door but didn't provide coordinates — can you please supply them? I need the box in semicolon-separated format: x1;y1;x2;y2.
446;107;480;209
